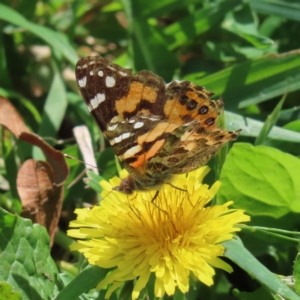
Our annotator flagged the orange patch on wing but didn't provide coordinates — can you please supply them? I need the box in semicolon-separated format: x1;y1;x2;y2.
137;122;178;144
130;139;165;169
164;98;187;124
115;81;144;115
141;86;158;103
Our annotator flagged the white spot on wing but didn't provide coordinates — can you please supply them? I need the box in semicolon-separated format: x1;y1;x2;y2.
78;76;87;87
108;123;118;131
106;76;116;87
119;70;128;76
129;119;135;124
110;132;131;145
82;64;87;68
89;61;95;65
89;93;105;110
140;115;160;121
98;70;103;77
90;70;94;76
133;121;144;129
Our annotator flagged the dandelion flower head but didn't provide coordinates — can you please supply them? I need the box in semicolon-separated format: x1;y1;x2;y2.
68;166;249;299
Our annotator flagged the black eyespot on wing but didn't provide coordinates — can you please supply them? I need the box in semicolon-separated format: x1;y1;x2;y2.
179;95;188;105
186;99;197;110
205;117;215;126
198;105;208;115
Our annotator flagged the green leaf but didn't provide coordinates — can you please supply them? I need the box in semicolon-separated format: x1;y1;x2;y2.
284;120;300;133
86;171;104;193
53;265;109;300
163;0;243;50
225;111;300;143
0;3;78;65
224;238;300;300
251;0;300;22
2;131;19;203
186;51;300;110
294;244;300;295
37;60;68;140
218;143;300;218
222;4;273;49
0;282;21;300
129;0;197;18
0;208;63;300
131;19;178;81
255;95;285;145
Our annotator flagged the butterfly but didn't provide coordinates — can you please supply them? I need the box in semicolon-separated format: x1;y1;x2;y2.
76;56;240;194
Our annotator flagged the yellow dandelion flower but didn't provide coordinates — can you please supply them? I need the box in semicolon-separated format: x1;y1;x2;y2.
68;166;250;299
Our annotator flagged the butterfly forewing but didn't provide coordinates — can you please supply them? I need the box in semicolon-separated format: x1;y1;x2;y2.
76;56;132;131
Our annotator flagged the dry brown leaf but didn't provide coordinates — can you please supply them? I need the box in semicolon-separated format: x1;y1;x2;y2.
17;159;64;244
0;96;69;246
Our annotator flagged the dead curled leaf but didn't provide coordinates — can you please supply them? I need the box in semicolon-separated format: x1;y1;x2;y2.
0;96;69;246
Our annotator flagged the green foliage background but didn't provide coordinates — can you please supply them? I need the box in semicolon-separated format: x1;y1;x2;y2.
0;0;300;299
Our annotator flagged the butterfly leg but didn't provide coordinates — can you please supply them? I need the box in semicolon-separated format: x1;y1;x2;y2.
151;190;159;203
166;182;187;192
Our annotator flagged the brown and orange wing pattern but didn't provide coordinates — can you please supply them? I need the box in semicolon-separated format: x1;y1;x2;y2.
75;56;166;131
147;80;240;175
75;55;240;192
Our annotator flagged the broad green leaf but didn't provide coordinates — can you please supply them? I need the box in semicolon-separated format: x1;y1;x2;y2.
279;107;300;125
224;238;300;299
202;41;269;62
33;59;67;160
163;0;243;50
218;143;300;218
225;111;300;143
37;62;67;140
53;265;108;300
185;51;300;110
0;3;77;65
284;120;300;133
0;208;63;300
222;4;273;49
255;95;285;145
259;15;285;37
251;0;300;22
0;282;21;300
131;18;178;80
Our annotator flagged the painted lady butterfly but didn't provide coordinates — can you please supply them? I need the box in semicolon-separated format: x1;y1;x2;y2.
76;56;240;194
